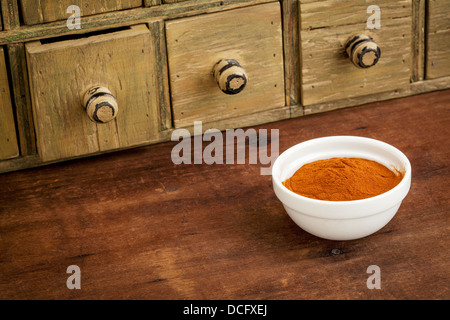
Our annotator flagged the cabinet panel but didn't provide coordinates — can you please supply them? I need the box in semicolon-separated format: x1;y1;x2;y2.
165;2;285;128
300;0;411;105
0;47;19;160
20;0;142;25
26;25;160;162
426;0;450;79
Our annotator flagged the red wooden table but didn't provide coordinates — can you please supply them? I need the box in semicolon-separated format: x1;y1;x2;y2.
0;90;449;300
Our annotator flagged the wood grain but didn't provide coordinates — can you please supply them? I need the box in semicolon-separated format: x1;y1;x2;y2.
411;0;425;82
426;0;450;79
302;76;450;116
300;0;411;105
6;43;36;156
19;0;142;25
0;0;20;30
163;0;189;3
282;0;301;107
147;20;172;132
145;0;162;6
165;2;285;128
0;90;448;299
0;0;277;45
26;25;160;162
0;46;19;160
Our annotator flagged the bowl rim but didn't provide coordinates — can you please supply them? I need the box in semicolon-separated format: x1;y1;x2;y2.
272;135;412;216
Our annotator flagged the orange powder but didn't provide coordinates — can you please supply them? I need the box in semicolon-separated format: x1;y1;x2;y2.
282;157;404;201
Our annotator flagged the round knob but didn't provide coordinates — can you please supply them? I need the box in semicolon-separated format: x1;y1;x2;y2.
212;59;248;95
82;86;118;123
345;34;381;68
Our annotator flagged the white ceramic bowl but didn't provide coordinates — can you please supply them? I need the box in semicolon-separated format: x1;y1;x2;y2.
272;136;411;241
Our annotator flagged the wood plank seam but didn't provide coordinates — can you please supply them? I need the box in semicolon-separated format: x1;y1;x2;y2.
6;43;37;156
148;20;172;131
411;0;425;82
0;0;20;30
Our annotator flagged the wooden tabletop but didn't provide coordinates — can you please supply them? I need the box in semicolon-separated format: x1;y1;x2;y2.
1;90;449;300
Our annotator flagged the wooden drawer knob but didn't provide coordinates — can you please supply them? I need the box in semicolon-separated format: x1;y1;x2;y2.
213;59;248;95
82;86;119;123
345;34;381;68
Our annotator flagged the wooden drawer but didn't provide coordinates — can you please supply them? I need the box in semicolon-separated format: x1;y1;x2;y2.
426;0;450;79
19;0;142;25
26;25;161;162
300;0;411;106
0;47;19;160
165;2;285;128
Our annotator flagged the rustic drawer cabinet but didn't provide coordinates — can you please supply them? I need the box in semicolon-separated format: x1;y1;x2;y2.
26;25;161;162
19;0;143;25
426;0;450;79
165;2;285;128
0;0;449;173
0;46;19;160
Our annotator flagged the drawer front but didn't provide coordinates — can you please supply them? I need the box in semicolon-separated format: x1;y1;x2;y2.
26;25;160;162
165;2;285;128
426;0;450;79
20;0;142;25
300;0;411;106
0;47;19;160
